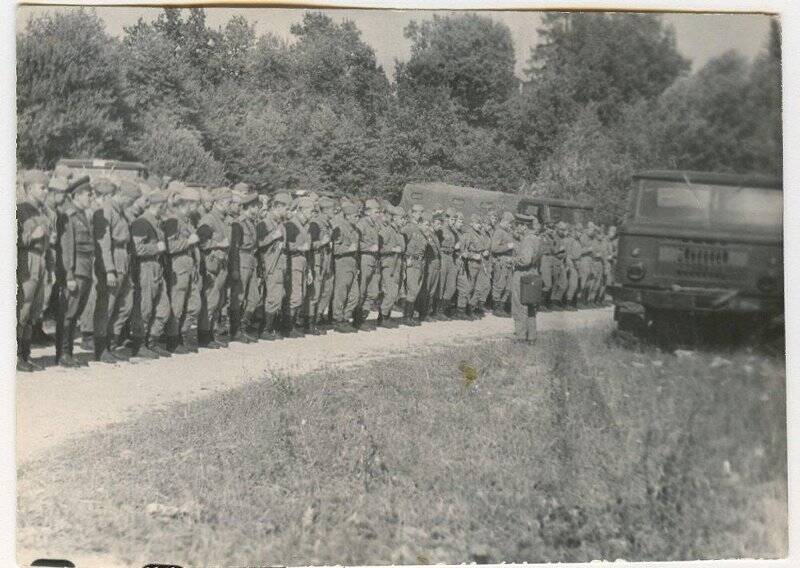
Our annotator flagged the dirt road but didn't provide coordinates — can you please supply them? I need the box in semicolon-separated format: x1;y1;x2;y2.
17;308;612;463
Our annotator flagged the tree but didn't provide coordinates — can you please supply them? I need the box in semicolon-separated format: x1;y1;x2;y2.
17;9;130;168
398;14;518;126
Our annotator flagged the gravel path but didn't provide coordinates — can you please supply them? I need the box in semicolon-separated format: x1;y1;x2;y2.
17;308;612;464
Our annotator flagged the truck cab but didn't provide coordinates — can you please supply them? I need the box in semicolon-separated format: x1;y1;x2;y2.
609;170;783;333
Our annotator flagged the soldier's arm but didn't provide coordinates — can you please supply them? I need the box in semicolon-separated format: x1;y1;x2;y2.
97;205;116;273
61;215;77;281
131;219;160;257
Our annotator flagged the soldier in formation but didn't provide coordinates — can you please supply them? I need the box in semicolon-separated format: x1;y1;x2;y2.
16;169;617;371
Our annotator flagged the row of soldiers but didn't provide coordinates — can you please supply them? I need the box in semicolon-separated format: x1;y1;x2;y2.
16;169;617;371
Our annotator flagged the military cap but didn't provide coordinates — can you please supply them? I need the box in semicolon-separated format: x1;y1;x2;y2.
69;176;92;194
272;192;292;206
456;211;464;220
392;205;405;216
341;202;358;215
411;204;425;214
309;191;320;202
319;196;335;209
93;177;118;195
117;179;142;200
297;196;315;210
445;207;457;218
294;189;309;198
233;181;251;194
52;164;72;180
210;187;232;202
240;193;259;206
364;198;381;210
48;176;69;192
432;211;445;221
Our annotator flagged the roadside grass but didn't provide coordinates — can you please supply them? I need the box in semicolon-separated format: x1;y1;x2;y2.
18;329;787;566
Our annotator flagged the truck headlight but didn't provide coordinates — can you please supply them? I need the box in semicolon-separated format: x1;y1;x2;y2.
627;263;646;282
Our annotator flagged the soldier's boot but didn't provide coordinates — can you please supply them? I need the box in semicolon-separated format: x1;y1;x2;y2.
168;335;190;355
108;334;132;361
197;329;222;349
59;321;82;368
31;321;54;345
286;311;305;339
80;332;94;353
306;315;323;336
17;339;35;372
473;304;485;318
334;320;357;333
259;313;278;341
379;313;398;328
149;338;172;358
95;336;118;364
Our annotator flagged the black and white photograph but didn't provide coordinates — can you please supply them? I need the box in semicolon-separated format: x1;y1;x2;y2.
9;1;789;567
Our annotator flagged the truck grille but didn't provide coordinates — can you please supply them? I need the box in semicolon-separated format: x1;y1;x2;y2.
658;245;748;267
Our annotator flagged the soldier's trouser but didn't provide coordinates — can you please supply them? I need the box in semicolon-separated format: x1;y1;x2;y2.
137;261;171;342
231;254;258;333
405;258;425;309
590;259;604;299
549;260;564;302
540;255;554;293
332;255;359;321
58;272;92;357
439;254;457;303
578;256;594;298
169;264;201;336
605;260;615;287
259;255;285;316
380;254;402;316
511;271;537;341
565;263;579;302
359;254;380;311
199;265;228;333
287;254;308;313
94;266;134;343
456;260;480;308
476;259;492;304
80;273;97;334
492;258;511;304
312;255;334;319
551;260;569;303
17;251;47;355
420;258;440;315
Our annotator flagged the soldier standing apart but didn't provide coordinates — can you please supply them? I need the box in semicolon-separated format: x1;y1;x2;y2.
57;178;95;367
256;192;289;340
130;192;172;358
490;211;515;317
197;188;232;348
162;185;202;352
284;196;314;338
511;213;544;343
401;204;427;326
330;201;361;333
378;205;405;327
17;174;51;371
356;199;382;330
229;193;260;343
437;208;459;318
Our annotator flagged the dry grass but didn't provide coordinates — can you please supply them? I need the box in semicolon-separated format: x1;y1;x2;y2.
17;329;787;567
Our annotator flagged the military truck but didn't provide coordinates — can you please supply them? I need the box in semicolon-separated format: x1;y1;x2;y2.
400;182;593;224
608;170;783;341
55;158;148;181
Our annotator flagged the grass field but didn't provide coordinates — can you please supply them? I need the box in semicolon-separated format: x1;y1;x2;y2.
17;328;787;567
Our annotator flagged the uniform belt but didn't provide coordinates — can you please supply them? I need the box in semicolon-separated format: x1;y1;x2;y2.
288;251;307;258
334;250;357;258
239;247;256;254
361;250;380;256
440;248;454;254
169;250;193;258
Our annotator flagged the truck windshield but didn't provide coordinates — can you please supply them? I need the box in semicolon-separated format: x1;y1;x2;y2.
635;181;782;230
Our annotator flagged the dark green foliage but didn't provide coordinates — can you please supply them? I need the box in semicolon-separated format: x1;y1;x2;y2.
16;8;782;211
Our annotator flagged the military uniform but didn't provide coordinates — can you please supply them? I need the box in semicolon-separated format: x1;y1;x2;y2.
229;196;259;341
401;216;427;323
455;222;484;315
437;221;459;313
490;218;515;315
197;198;230;345
511;222;543;343
379;215;404;323
330;205;360;328
17;196;50;369
308;209;333;329
356;208;382;323
420;217;441;319
284;204;313;336
255;204;286;339
131;208;171;354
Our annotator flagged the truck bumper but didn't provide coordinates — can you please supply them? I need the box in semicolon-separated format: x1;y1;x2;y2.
608;285;782;315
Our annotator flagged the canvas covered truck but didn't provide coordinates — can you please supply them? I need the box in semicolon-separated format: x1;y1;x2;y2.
55;158;149;181
608;170;783;344
400;181;593;224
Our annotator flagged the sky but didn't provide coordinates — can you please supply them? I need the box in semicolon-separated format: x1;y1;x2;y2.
17;6;775;78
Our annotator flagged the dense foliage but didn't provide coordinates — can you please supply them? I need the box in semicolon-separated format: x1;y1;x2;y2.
17;8;782;221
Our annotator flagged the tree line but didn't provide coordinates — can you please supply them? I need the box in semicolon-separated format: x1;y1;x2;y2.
16;8;782;222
